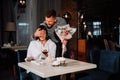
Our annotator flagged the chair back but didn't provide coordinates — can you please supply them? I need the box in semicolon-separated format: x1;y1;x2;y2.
17;50;27;80
17;50;27;62
108;40;116;51
89;50;120;73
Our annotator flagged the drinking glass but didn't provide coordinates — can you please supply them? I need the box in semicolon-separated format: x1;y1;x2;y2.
41;46;48;59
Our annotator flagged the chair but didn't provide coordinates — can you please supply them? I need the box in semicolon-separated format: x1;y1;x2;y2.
108;41;116;51
17;50;31;80
0;48;17;80
103;39;110;50
75;50;120;80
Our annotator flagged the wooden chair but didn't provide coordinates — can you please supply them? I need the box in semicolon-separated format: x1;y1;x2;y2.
0;48;17;80
108;41;116;51
103;39;110;50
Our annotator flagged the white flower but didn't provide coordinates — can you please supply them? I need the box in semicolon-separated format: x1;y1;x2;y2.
55;24;76;41
55;24;77;57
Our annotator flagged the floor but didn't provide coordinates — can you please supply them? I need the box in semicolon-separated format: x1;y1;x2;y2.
0;67;76;80
0;65;75;80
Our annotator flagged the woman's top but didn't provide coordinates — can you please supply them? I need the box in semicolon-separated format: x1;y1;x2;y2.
26;39;56;60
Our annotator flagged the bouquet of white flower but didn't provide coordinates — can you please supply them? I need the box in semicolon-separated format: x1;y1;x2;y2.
55;24;76;57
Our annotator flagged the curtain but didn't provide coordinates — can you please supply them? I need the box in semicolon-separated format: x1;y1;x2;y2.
37;0;61;26
15;0;61;46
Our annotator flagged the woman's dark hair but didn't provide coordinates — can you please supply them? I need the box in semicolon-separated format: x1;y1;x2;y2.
35;25;49;40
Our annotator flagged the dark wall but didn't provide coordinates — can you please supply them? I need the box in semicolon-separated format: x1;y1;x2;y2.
77;0;120;17
0;0;4;45
0;0;16;46
77;0;120;42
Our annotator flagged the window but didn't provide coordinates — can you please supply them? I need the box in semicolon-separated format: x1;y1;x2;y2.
93;21;101;36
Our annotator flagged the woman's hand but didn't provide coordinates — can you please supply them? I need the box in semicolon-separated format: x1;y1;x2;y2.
46;57;54;61
25;56;34;62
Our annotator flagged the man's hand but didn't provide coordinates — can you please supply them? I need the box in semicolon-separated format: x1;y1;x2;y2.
62;39;68;46
34;28;41;37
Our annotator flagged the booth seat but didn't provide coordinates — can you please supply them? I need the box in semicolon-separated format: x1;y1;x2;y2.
76;50;120;80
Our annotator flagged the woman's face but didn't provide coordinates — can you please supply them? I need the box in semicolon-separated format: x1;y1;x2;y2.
45;16;56;27
38;30;47;41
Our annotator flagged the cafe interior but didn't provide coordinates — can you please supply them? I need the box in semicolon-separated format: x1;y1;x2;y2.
0;0;120;80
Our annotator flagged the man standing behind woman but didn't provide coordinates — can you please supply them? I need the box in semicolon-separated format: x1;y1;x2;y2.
25;25;56;80
34;9;70;58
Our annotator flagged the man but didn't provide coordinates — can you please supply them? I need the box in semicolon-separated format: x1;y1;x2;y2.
34;9;71;80
34;9;69;58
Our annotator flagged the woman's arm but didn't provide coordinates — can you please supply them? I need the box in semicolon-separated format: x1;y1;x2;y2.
47;40;56;59
26;41;42;61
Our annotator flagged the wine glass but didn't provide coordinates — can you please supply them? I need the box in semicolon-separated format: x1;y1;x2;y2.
41;45;48;60
42;49;48;57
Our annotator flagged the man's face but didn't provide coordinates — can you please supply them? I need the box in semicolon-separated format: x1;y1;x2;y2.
45;16;56;27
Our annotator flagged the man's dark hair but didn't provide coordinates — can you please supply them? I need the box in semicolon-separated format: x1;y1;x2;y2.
46;9;56;18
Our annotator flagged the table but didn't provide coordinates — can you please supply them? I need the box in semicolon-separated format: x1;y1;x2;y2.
1;46;27;51
18;58;97;78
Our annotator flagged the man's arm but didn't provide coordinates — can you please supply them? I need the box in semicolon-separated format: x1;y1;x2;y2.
31;28;41;40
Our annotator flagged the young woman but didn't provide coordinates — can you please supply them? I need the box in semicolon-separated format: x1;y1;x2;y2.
26;25;56;61
25;25;57;80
